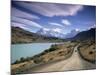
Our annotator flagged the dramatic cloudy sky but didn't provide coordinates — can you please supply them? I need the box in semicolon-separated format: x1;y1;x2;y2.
11;1;96;34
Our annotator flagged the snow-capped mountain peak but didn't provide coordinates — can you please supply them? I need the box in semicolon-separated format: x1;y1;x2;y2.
37;28;80;39
37;28;65;39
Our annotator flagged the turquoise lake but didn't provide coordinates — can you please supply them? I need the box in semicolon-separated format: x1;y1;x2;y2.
11;43;57;63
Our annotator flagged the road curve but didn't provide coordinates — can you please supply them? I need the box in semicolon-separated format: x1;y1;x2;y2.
23;45;96;73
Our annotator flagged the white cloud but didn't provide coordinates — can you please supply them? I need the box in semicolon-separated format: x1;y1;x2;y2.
43;28;50;31
52;28;62;33
11;22;37;33
12;16;42;28
12;7;40;20
16;2;83;17
91;24;96;28
62;19;71;26
12;22;26;28
49;22;63;27
88;24;96;30
75;28;80;31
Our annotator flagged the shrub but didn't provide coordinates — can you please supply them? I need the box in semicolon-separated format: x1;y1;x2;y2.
89;51;93;55
48;44;58;51
43;44;58;53
13;60;20;64
34;58;43;64
20;57;25;62
25;57;31;61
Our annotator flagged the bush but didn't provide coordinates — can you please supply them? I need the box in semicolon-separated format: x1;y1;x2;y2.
43;44;58;53
34;58;43;64
13;60;20;64
20;57;25;62
48;44;58;52
49;47;56;52
44;49;49;53
25;57;31;61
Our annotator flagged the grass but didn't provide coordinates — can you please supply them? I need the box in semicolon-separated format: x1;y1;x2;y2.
78;41;96;63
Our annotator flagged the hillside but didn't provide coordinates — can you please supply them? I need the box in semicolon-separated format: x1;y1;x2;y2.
72;28;96;41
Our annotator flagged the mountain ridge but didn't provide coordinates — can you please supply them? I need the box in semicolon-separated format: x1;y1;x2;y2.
72;28;96;41
11;26;96;44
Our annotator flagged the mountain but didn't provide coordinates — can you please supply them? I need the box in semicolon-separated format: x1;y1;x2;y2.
11;27;64;44
71;28;96;41
12;26;95;44
12;26;41;44
37;28;79;39
36;28;66;39
65;29;80;38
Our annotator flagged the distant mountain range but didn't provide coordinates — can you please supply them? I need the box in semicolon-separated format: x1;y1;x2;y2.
37;28;79;39
11;26;96;44
36;28;66;39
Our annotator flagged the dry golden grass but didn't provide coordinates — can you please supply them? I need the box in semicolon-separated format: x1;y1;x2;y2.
33;42;76;63
11;60;34;74
79;43;96;63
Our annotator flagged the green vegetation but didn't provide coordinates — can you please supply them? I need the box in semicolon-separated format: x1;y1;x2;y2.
13;57;33;64
34;57;44;64
32;44;59;64
48;44;58;51
13;60;20;64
